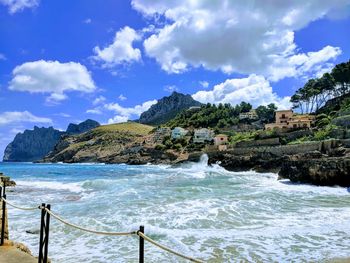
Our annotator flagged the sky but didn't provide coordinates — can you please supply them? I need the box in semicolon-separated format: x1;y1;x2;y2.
0;0;350;158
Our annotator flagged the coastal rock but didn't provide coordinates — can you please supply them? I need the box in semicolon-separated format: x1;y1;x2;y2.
139;91;202;125
279;155;350;186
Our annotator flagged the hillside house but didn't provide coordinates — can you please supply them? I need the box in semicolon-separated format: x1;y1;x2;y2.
239;109;258;120
214;134;228;145
171;127;188;139
265;110;315;130
193;128;214;143
153;127;171;144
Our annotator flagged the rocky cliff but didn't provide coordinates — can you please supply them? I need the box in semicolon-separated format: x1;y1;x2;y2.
3;126;64;162
66;119;100;134
3;119;100;162
139;92;202;125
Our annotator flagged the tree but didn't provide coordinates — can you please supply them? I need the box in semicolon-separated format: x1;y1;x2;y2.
256;103;277;123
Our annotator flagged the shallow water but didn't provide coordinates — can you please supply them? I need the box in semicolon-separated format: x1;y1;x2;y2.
1;156;350;262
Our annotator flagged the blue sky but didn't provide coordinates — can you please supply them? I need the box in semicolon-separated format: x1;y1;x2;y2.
0;0;350;158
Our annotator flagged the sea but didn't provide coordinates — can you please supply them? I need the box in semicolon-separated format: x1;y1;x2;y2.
1;155;350;262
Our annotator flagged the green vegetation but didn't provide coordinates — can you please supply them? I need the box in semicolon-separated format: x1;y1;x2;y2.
291;60;350;114
92;122;154;136
229;131;258;144
166;102;278;129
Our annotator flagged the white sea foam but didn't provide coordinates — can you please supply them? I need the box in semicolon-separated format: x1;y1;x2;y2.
3;159;350;262
15;180;84;193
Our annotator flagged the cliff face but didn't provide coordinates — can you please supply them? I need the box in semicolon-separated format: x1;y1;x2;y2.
3;119;100;162
66;119;100;134
139;92;202;125
3;126;64;162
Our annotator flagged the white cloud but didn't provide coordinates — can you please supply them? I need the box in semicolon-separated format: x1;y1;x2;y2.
93;26;142;67
83;18;92;24
0;53;6;60
133;0;347;80
118;94;127;101
105;99;157;124
93;95;106;105
192;75;291;110
0;0;39;14
86;108;103;115
9;60;96;103
107;115;129;124
163;85;178;92
199;81;209;88
0;111;52;126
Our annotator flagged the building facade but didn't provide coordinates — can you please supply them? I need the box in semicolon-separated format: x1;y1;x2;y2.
171;127;188;139
265;110;315;130
239;109;258;120
193;128;214;143
214;134;228;145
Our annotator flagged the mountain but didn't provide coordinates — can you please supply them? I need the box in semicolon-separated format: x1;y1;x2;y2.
139;91;202;125
3;126;65;162
66;119;100;134
3;119;100;162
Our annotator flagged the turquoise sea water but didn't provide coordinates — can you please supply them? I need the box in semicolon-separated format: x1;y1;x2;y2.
1;156;350;262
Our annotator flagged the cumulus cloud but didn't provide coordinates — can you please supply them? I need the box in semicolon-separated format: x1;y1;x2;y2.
0;111;52;126
93;26;142;67
199;81;209;88
192;75;291;110
93;95;106;106
9;60;96;103
0;0;39;14
132;0;347;80
118;94;127;101
105;99;157;123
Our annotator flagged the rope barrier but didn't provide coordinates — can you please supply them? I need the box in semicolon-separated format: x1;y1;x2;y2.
44;208;136;236
1;197;40;211
137;231;204;263
2;196;205;262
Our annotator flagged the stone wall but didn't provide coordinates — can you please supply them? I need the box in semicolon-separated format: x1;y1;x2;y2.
234;138;280;148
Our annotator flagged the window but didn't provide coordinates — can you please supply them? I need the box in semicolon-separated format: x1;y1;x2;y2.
282;114;286;118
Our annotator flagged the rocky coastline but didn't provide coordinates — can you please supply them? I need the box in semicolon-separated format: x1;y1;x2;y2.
188;139;350;187
39;126;350;187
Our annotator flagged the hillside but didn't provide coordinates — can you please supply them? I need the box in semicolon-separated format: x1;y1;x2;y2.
139;91;202;125
40;122;179;164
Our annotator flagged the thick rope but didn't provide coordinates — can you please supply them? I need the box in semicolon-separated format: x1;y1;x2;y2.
3;197;205;262
44;208;135;236
137;231;204;263
1;197;40;211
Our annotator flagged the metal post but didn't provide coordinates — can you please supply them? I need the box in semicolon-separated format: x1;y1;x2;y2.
1;184;6;246
38;203;46;263
43;204;50;263
139;225;144;263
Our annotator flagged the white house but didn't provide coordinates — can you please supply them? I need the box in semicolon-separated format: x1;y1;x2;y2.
239;109;258;120
171;127;188;139
193;128;214;143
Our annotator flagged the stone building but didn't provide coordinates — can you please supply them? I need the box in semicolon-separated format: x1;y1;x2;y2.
265;110;315;130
